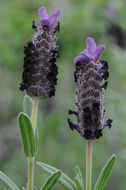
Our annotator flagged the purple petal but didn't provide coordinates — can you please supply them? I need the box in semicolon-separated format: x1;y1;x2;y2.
49;9;61;29
39;7;48;19
82;37;96;59
93;45;105;61
74;54;90;63
39;7;50;26
86;37;96;53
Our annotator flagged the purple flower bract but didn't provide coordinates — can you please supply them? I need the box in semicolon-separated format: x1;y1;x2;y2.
39;7;61;30
74;37;105;63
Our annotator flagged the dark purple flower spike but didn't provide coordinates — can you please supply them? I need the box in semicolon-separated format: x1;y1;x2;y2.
68;37;112;140
20;7;61;98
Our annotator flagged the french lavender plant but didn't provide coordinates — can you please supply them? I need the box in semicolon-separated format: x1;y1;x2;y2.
0;6;61;190
37;38;116;190
0;7;116;190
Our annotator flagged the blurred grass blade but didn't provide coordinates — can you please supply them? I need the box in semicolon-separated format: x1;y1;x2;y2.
17;112;35;157
40;171;61;190
94;154;116;190
26;183;28;190
22;187;25;190
23;95;32;116
0;171;20;190
75;166;84;190
74;177;82;190
37;162;76;190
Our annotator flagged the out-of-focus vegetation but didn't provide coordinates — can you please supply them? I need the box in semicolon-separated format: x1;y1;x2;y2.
0;0;126;189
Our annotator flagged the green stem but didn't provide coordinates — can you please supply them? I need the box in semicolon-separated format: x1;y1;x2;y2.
31;97;39;133
86;140;93;190
28;156;34;190
28;97;39;190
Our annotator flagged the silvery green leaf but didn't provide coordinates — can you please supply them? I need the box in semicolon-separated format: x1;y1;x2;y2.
0;171;20;190
17;112;35;157
75;166;84;190
74;177;82;190
40;171;61;190
23;95;32;117
37;162;76;190
94;154;116;190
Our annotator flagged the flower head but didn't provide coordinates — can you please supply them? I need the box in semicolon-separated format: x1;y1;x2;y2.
39;7;61;30
68;37;112;140
74;37;105;63
19;6;61;98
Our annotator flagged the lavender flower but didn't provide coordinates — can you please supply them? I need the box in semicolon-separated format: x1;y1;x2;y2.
20;7;61;98
68;37;113;140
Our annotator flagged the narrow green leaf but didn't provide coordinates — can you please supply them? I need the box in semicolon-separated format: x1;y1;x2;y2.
74;177;82;190
17;112;35;157
23;95;32;117
0;171;20;190
75;166;84;190
40;171;61;190
94;154;116;190
37;162;76;190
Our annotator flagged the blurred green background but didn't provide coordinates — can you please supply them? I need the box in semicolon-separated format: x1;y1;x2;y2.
0;0;126;189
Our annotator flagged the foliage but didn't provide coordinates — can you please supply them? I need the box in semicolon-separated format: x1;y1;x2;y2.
37;155;116;190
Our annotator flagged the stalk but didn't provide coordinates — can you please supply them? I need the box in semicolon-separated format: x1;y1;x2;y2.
86;140;93;190
28;157;34;190
28;97;39;190
31;97;39;133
